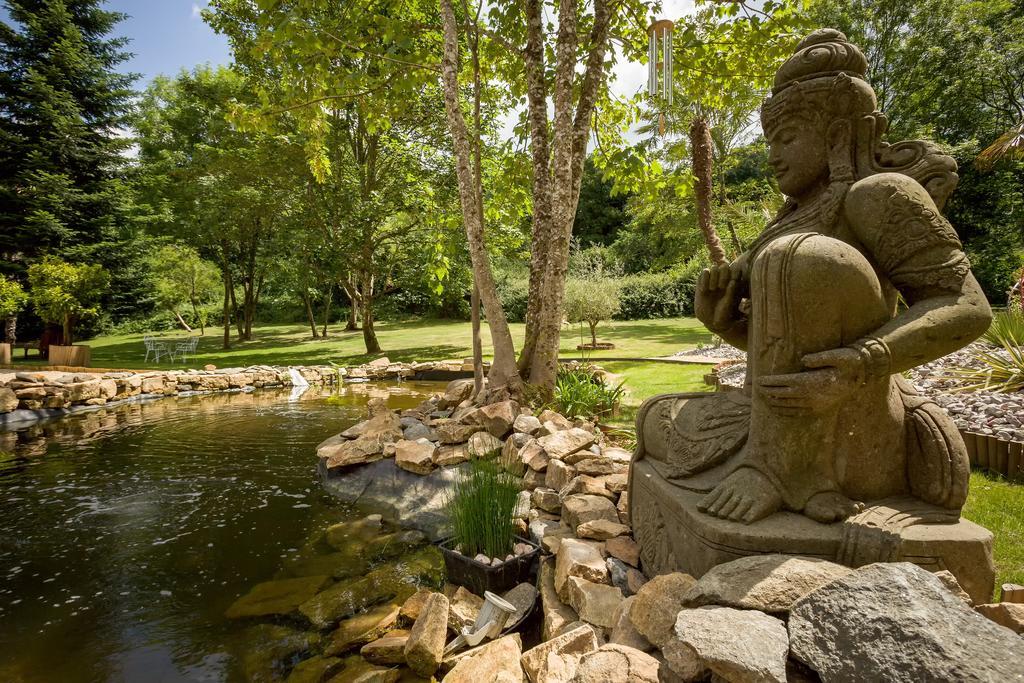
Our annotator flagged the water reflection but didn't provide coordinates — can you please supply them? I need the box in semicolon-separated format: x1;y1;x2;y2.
0;381;441;683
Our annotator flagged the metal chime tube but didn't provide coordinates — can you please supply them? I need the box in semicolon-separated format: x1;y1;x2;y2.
667;28;673;105
648;31;656;97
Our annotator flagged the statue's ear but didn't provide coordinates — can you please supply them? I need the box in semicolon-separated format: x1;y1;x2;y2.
826;119;855;183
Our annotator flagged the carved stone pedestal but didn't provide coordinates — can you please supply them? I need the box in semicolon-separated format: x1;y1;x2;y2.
630;458;995;605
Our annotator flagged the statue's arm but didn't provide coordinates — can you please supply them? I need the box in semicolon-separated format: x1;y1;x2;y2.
844;173;993;377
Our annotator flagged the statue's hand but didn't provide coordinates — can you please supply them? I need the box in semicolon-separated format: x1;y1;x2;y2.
757;348;864;414
695;264;740;332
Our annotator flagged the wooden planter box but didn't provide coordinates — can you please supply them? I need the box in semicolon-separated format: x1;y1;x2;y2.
0;343;9;365
48;344;91;368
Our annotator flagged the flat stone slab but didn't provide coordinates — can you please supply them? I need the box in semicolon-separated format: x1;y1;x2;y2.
224;575;331;619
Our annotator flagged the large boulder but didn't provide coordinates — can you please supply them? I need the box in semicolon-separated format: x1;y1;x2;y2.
444;634;525;682
323;603;400;655
629;572;696;648
555;539;609;601
683;554;853;615
521;624;599;683
0;387;19;412
478;400;518;438
608;596;652;652
663;606;788;683
467;431;503;459
566;576;623;629
394;439;435;475
561;494;619;530
538;428;596;460
540;557;580;641
789;562;1024;682
319;435;389;469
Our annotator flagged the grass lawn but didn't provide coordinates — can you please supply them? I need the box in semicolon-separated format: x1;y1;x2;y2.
962;470;1024;595
11;317;715;370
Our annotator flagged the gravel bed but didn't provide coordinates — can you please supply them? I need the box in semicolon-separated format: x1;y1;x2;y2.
716;342;1024;442
673;342;747;361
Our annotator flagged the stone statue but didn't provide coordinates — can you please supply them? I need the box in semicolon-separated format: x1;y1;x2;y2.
628;29;997;603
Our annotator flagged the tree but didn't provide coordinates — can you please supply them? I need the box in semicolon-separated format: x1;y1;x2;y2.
564;278;621;348
0;0;137;310
572;158;631;246
0;275;27;343
147;245;220;334
27;257;109;345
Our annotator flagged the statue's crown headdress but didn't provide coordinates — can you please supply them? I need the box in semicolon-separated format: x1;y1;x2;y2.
772;29;868;94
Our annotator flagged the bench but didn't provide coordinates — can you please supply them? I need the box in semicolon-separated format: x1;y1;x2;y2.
13;341;41;358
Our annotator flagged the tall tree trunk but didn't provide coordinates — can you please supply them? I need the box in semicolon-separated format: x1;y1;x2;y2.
4;315;16;345
690;117;728;266
342;276;360;331
360;272;382;354
230;286;244;340
302;291;319;339
439;0;520;394
471;282;483;399
589;321;598;347
63;315;73;346
190;297;204;335
346;305;358;331
222;269;232;350
321;288;333;338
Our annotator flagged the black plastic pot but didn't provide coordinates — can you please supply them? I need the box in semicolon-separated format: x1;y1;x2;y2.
436;535;541;596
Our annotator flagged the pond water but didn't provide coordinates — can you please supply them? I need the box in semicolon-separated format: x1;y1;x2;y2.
0;382;445;683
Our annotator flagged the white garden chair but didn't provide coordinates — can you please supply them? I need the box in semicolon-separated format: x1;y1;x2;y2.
143;335;171;363
172;336;199;364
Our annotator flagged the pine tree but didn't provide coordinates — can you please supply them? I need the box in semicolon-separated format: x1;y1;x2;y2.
0;0;136;278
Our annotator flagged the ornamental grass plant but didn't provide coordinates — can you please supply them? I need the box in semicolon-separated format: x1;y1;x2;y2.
552;365;626;419
950;310;1024;393
446;458;521;559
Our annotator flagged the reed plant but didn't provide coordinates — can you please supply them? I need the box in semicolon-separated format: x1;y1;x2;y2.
982;308;1024;347
446;458;521;559
948;313;1024;393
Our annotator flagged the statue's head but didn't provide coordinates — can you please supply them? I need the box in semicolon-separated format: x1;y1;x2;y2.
761;30;876;199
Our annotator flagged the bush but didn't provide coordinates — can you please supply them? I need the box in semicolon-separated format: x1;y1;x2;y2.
551;365;625;419
616;257;704;319
446;458;521;558
496;276;530;323
983;308;1024;347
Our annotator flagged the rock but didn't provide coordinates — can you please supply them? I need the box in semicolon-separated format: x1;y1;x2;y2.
513;413;543;435
285;655;344;683
541;557;580;641
577;519;629;540
683;554;854;615
560;475;615;499
445;634;524;682
664;607;788;683
235;623;321;683
629;573;696;648
609;596;652;652
341;665;400;683
561;494;619;530
538;409;573;431
324;603;400;655
604;536;640;568
367;357;391;368
596;472;628;494
625;568;647;596
479;400;518;437
555;538;609;601
520;440;550;471
360;632;409;664
225;575;331;619
325;515;383;549
571;644;660;683
394;439;436;475
467;431;503;458
433;443;469;467
436;420;484;444
529;518;561;545
616;490;629;524
503;582;539;626
789;562;1024;683
319;435;389;469
602;447;633;465
532;487;562;513
441;378;474;407
0;387;19;412
545;459;577;491
574;458;625;476
567;576;623;629
448;586;483;632
521;624;599;683
538;427;596;459
403;591;449;677
934;569;974;605
342;409;403;441
975;602;1024;634
398;587;432;627
606;557;632;594
403;422;433;441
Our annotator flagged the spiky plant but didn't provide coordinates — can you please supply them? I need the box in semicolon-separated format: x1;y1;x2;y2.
446;459;521;559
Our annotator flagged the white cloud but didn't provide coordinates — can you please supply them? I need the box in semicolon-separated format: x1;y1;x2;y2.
191;3;203;19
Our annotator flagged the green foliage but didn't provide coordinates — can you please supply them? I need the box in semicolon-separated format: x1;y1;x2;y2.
564;278;621;346
573;159;631;246
146;245;221;331
983;308;1024;347
446;458;521;559
0;276;27;320
27;257;109;343
551;365;625;420
617;259;705;319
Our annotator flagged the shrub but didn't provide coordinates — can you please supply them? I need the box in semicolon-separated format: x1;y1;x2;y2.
949;319;1024;393
0;276;27;321
565;278;621;346
446;458;521;558
27;257;109;344
616;259;703;319
983;308;1024;347
551;365;625;419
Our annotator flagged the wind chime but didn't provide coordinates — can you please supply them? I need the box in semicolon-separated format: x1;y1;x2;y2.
648;19;674;136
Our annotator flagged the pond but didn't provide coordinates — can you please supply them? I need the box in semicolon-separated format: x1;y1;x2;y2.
0;382;446;682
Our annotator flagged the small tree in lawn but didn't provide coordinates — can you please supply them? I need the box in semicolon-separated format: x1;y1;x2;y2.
147;245;221;334
564;278;621;349
0;276;27;344
27;257;109;345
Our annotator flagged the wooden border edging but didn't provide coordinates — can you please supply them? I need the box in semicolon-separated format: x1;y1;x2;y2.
962;431;1024;482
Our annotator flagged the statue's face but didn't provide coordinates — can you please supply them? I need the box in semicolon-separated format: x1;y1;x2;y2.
767;120;829;199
